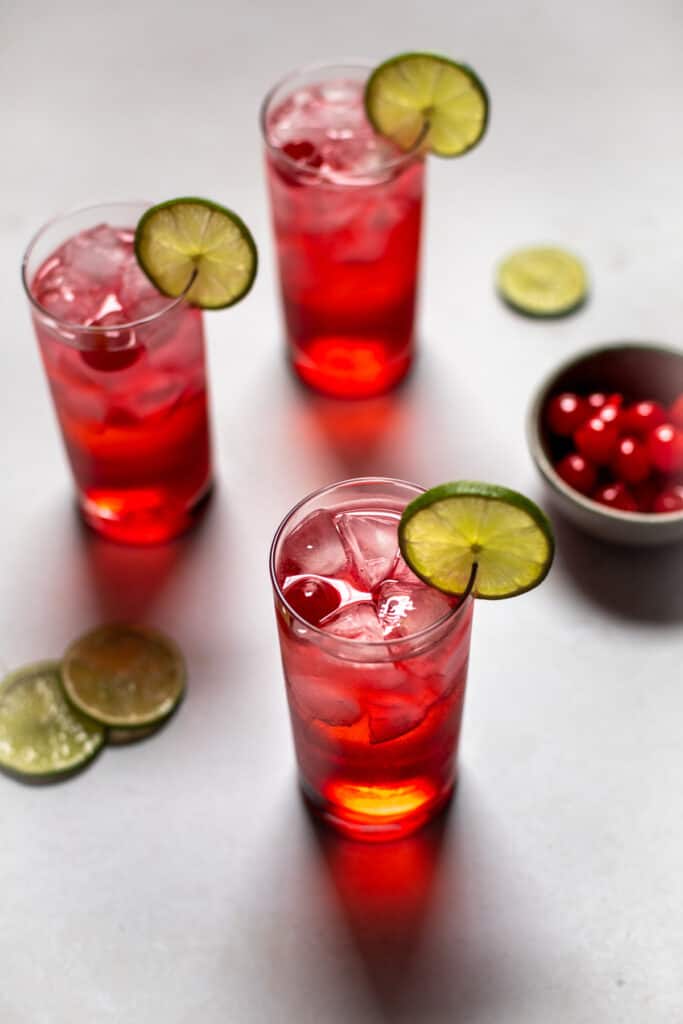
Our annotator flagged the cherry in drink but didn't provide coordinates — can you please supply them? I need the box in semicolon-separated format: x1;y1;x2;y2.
270;479;474;841
23;203;212;544
262;64;424;398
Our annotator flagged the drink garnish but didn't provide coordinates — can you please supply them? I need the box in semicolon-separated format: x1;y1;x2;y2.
135;197;258;309
0;661;105;781
496;246;588;317
364;52;489;157
399;482;554;599
62;624;185;729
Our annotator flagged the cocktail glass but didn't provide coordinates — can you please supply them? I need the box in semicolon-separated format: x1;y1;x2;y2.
261;62;424;399
22;201;213;544
270;477;474;841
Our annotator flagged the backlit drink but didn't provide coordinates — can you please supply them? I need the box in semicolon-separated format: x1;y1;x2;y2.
270;478;474;841
23;202;212;544
262;64;424;398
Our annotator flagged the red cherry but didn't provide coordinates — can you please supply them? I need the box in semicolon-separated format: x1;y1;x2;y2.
555;453;597;495
647;423;683;474
586;392;608;412
282;140;324;168
610;435;651;485
574;416;620;465
546;392;588;436
80;315;141;371
669;394;683;429
652;484;683;514
81;346;142;372
592;482;639;512
622;400;667;438
598;395;625;432
284;576;341;626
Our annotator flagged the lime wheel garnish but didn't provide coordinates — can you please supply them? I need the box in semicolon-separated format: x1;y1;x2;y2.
365;52;489;157
135;197;257;309
399;481;554;599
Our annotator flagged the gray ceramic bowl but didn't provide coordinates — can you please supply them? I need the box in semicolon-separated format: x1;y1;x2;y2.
527;342;683;545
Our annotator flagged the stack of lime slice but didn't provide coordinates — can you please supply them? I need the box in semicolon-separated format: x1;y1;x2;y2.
0;624;185;783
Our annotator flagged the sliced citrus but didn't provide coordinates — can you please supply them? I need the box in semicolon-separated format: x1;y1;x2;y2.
135;197;257;309
62;624;186;729
497;246;587;317
364;52;489;157
0;661;104;781
107;724;164;745
399;482;554;599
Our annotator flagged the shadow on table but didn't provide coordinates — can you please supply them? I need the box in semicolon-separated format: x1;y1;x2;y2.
306;790;527;1021
308;803;449;1013
553;515;683;623
75;490;217;622
281;348;452;481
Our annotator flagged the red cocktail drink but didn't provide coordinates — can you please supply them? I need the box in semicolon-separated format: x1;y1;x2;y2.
262;64;424;398
270;478;473;841
23;202;212;544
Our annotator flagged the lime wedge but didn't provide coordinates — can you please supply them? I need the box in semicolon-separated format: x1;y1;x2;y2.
135;197;257;309
0;661;105;781
364;52;489;157
62;624;186;729
399;482;554;599
497;246;587;317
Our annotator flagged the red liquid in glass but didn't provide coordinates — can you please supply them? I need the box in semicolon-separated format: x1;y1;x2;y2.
265;79;424;398
274;499;473;840
31;224;212;544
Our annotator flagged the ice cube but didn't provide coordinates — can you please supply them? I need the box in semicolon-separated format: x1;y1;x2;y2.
61;224;130;285
50;355;110;423
336;512;399;590
278;509;348;578
34;265;108;325
320;602;384;642
375;581;455;639
119;259;172;322
288;675;361;728
389;552;423;584
368;692;430;744
121;370;185;421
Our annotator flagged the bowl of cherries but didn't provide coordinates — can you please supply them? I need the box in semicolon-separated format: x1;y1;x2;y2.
528;342;683;545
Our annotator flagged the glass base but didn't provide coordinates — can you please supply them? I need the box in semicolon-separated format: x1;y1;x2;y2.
290;336;413;398
300;776;455;843
78;480;213;545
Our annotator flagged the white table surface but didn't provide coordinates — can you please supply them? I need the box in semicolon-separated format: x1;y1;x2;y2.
2;1;682;1021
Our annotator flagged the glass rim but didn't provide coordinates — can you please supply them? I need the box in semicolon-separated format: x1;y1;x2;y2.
269;476;473;652
259;59;424;183
21;200;192;335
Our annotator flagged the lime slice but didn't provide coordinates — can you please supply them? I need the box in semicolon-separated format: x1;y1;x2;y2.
62;624;186;729
497;246;587;317
0;661;105;781
399;482;554;599
107;723;164;746
364;52;489;157
135;197;258;310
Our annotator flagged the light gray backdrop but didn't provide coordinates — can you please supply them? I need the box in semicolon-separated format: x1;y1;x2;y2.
1;1;682;1021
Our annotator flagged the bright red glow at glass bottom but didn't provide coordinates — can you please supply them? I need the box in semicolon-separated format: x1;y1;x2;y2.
291;336;413;399
302;777;454;842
